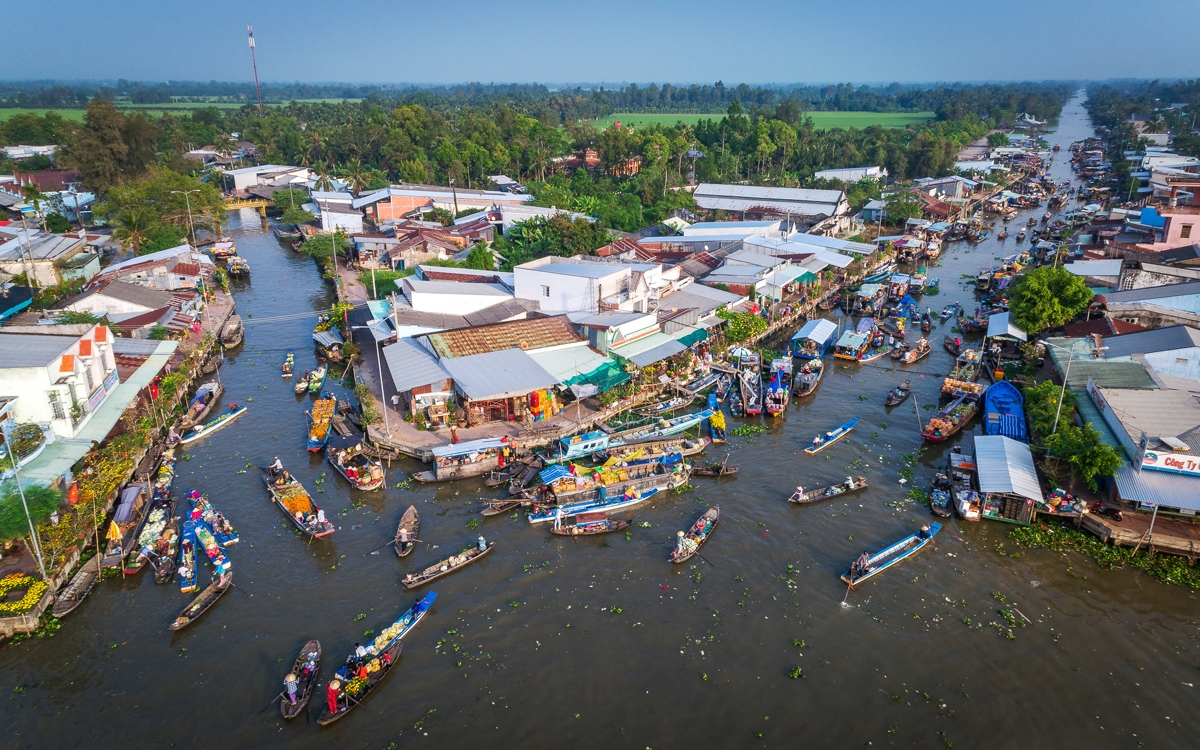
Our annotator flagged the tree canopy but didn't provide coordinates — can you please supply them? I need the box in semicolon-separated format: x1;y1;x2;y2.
0;482;62;543
1046;423;1123;492
1007;266;1094;334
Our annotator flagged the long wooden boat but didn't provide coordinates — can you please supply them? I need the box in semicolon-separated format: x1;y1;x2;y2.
708;407;727;444
884;380;911;407
680;371;720;396
740;363;762;416
150;515;180;585
671;506;719;563
178;520;199;593
607;410;712;445
765;358;791;417
402;541;495;590
178;406;247;446
788;476;867;505
900;338;931;364
551;511;632;536
943;335;962;357
293;370;311;395
261;470;335;537
929;473;953;518
957;316;986;334
921;392;980;443
307;395;336;452
594;434;709;464
792;359;823;398
183;381;223;426
327;437;385;491
480;498;526;517
637;395;690;417
393;505;420;557
220;315;243;348
123;495;177;575
317;640;403;726
101;483;149;567
189;491;239;546
281;349;295;378
804;417;858;455
52;555;102;618
818;292;841;311
841;523;941;587
169;573;232;630
308;364;328;394
281;640;322;720
859;345;893;364
691;461;737;478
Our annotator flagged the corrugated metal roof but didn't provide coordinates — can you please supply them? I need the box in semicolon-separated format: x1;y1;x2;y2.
528;344;614;382
442;349;559;400
793;319;839;345
1102;325;1200;359
694;183;844;208
1064;259;1122;278
431;437;508;458
381;338;451;393
1114;461;1200;511
986;311;1027;341
973;435;1041;501
0;333;78;368
1097;387;1200;443
786;232;877;256
1107;281;1200;304
611;331;687;367
313;329;345;348
422;315;582;359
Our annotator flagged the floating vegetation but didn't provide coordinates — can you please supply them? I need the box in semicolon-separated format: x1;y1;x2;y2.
1009;520;1200;588
731;424;766;438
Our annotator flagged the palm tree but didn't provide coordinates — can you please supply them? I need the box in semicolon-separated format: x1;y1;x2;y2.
339;158;368;193
113;207;152;254
21;184;48;231
312;169;335;193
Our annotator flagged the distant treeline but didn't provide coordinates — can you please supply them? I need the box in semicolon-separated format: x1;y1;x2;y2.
1086;79;1200;157
0;79;1072;122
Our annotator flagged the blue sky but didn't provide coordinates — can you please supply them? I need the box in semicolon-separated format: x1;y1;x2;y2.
8;0;1200;84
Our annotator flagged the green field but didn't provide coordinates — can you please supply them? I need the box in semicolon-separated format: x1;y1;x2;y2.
0;99;363;123
0;108;87;122
592;110;936;130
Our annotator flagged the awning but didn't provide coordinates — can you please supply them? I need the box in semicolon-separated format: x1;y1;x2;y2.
974;435;1041;501
313;329;345;348
528;344;614;385
443;349;559;401
327;433;364;450
986;311;1027;342
577;360;630;390
432;437;508;459
1114;461;1200;512
675;328;708;348
113;485;144;523
611;331;688;367
792;318;838;345
382;338;452;393
538;464;573;484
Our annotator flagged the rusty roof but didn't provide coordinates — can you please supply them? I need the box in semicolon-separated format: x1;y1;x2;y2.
421;314;583;359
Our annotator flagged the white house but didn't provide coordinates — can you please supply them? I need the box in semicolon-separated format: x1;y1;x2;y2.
0;232;96;287
813;166;887;183
513;257;634;314
93;244;214;291
307;192;365;233
0;323;119;439
222;164;312;194
397;278;513;315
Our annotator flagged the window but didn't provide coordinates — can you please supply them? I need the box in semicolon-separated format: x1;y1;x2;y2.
1178;358;1190;365
48;391;66;420
541;285;550;297
1183;224;1193;239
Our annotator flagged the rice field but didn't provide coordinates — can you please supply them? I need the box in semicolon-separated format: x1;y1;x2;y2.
0;99;363;123
591;110;936;130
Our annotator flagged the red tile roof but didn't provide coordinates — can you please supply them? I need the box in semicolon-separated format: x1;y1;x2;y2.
422;315;583;358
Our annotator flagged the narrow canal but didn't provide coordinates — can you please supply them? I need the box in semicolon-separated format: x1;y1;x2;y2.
4;92;1199;749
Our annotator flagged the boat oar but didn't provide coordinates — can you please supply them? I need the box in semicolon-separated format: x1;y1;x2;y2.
694;551;716;568
258;691;284;713
230;581;253;597
840;577;855;606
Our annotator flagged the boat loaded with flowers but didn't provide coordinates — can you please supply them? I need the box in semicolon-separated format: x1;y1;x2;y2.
261;466;336;538
307;394;336;452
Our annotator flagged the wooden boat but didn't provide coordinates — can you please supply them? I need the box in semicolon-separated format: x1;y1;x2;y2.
788;476;867;504
765;358;791;417
52;555;102;618
739;358;762;416
178;520;199;593
307;395;336;452
183;381;223;426
957;316;986;334
975;269;993;292
804;417;858;455
551;511;632;536
327;436;385;490
262;469;335;537
818;292;841;311
316;640;403;726
273;225;302;241
281;349;295;378
281;640;322;720
178;406;247;446
150;515;180;585
921;392;980;443
840;523;941;586
169;574;232;631
308;364;328;394
900;338;931;364
209;240;237;258
227;256;250;277
983;380;1028;442
859;345;892;364
189;492;239;546
480;498;526;517
393;505;420;557
402;541;495;590
293;370;311;395
671;506;719;563
920;317;932;334
940;303;959;321
101;483;149;567
637;395;690;417
691;461;737;478
791;359;823;398
708;407;727;444
595;435;709;464
607;410;712;445
889;342;910;361
220;315;243;348
948;448;981;521
877;318;906;340
789;319;839;360
884;380;911;407
943;335;962;357
680;371;720;396
929;473;953;518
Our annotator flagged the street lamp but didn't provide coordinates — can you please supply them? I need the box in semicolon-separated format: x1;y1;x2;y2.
171;189;201;247
351;323;390;437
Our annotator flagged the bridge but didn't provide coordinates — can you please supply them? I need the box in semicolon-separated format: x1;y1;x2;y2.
223;197;271;214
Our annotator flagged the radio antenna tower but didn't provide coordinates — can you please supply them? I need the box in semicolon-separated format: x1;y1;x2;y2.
247;24;264;116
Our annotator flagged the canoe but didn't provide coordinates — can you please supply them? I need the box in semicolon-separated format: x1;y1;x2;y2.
900;339;931;364
940;303;959;321
921;393;980;443
327;439;385;491
183;381;223;426
281;640;322;720
402;542;494;590
691;462;737;477
943;335;961;357
884;381;911;407
309;365;327;394
637;396;690;417
480;499;526;517
393;505;419;558
804;417;858;455
178;520;199;593
792;359;823;398
670;506;719;563
681;371;720;396
550;511;632;536
261;470;335;538
929;473;953;518
150;518;179;585
858;345;892;364
709;407;727;444
220;315;243;349
52;555;102;618
818;292;841;310
178;407;247;446
788;476;867;504
281;350;295;378
189;493;239;546
169;574;232;631
294;371;311;395
316;640;403;726
307;395;336;452
840;523;941;587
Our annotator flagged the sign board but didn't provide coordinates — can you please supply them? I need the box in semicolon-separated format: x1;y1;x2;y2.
1140;449;1200;477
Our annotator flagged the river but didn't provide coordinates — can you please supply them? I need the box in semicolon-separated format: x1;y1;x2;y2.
4;91;1200;749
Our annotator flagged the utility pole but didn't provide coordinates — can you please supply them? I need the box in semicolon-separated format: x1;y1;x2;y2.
171;189;200;247
449;177;460;218
247;24;264;117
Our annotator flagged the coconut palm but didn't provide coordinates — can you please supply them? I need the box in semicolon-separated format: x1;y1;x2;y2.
113;207;152;254
338;158;368;193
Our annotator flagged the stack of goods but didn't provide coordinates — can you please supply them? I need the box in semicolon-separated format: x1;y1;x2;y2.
276;484;312;516
1036;488;1082;514
310;399;335;442
709;410;726;433
941;379;984;396
136;508;169;550
528;390;556;422
924;404;974;437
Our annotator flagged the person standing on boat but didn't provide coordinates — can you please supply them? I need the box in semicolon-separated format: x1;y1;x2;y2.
326;680;341;715
270;457;283;477
477;535;487;552
398;526;409;549
284;673;299;705
316;508;327;529
854;551;871;579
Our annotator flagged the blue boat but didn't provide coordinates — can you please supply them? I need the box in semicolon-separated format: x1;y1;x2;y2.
187;491;239;546
789;319;839;359
984;380;1027;442
528;487;661;524
178;519;199;594
841;522;942;586
804;416;859;455
368;593;436;656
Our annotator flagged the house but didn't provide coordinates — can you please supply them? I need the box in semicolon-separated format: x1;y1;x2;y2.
380;337;455;417
488;175;526;193
221;165;312;195
813;166;887;183
55;279;200;336
1105;281;1200;328
636;220;783;257
0;231;96;286
359;228;464;270
351;184;533;223
0;323;119;439
91;244;214;291
1063;259;1123;289
397;278;513;316
692;184;851;230
513;257;635;314
2;145;57;161
1134;207;1200;252
860;199;886;223
0;279;34;321
307;191;364;233
912;175;980;200
453;203;594;234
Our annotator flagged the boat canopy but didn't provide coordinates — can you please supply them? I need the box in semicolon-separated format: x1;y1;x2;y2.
857;283;884;298
791;318;838;346
431;437;508;459
313;329;345;348
538;464;574;484
113;485;144;523
836;332;867;350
